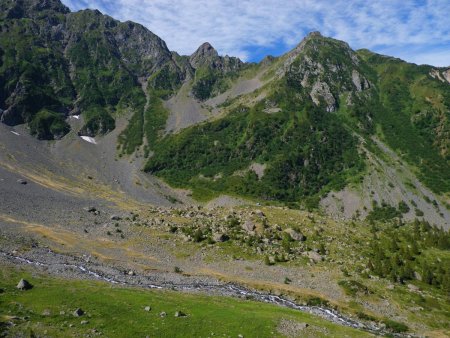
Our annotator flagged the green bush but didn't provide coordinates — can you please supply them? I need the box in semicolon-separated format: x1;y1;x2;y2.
79;106;115;136
382;319;408;333
29;109;70;140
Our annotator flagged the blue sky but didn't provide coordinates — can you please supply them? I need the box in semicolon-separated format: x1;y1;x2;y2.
61;0;450;66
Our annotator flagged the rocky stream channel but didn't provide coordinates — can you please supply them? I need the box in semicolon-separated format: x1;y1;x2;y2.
0;250;406;337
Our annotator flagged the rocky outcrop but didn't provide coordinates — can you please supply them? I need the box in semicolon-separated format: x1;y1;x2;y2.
310;81;336;112
284;32;371;113
352;70;370;91
430;68;450;84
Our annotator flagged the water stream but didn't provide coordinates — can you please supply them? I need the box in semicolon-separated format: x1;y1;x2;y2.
1;250;391;336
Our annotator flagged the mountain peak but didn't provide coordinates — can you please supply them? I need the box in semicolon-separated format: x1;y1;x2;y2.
192;42;218;58
306;31;323;39
1;0;70;19
190;42;219;68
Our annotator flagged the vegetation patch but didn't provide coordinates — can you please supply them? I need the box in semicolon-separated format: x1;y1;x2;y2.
29;109;70;140
338;280;370;296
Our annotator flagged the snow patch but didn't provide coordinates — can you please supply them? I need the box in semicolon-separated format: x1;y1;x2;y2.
10;131;20;136
80;136;97;144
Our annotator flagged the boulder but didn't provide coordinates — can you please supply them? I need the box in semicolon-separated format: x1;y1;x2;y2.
73;308;84;317
174;311;187;317
305;251;323;263
213;233;229;242
242;220;256;232
16;279;32;290
17;179;27;185
159;311;167;317
284;228;306;241
110;215;122;221
144;306;151;312
414;271;422;281
407;284;420;292
254;210;265;217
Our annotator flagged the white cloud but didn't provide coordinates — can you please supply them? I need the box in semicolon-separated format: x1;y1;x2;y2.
61;0;450;66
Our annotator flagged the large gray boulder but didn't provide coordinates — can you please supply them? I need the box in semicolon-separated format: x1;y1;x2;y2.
16;279;33;290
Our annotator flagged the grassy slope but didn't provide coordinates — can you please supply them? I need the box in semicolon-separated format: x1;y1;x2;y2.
0;267;371;338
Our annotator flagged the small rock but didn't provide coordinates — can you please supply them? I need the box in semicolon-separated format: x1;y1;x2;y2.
73;308;84;317
284;228;306;241
144;306;151;312
16;279;33;290
42;309;51;316
17;179;27;185
414;271;422;281
213;233;229;242
407;284;420;292
85;206;97;213
110;215;121;221
60;311;66;315
242;220;256;232
128;270;135;276
174;311;187;317
305;251;323;263
160;311;167;318
254;210;265;217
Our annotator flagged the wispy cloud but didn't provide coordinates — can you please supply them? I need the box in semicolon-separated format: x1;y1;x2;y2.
61;0;450;66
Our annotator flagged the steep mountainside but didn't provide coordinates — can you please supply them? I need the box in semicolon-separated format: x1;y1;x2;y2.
1;0;449;227
0;0;185;140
